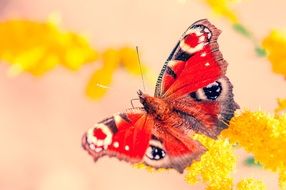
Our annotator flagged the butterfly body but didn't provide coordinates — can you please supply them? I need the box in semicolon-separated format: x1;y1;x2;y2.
138;90;173;121
82;19;239;173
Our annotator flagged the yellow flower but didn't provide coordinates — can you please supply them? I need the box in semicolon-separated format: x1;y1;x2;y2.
222;111;286;189
86;49;120;100
280;170;286;190
185;135;235;190
134;111;282;189
200;0;241;23
262;29;286;78
134;134;236;189
0;20;97;76
236;178;266;190
275;98;286;114
85;47;153;100
0;19;152;100
120;47;143;75
223;111;286;172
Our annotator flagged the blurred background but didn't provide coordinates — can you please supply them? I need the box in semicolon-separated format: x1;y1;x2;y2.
0;0;286;190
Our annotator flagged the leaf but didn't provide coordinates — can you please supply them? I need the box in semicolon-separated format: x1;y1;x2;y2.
244;156;261;167
255;47;266;57
233;23;252;37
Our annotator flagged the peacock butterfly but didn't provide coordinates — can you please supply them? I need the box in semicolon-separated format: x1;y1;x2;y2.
82;19;239;173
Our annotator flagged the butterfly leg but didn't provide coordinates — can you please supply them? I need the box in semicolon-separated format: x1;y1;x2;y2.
130;98;140;108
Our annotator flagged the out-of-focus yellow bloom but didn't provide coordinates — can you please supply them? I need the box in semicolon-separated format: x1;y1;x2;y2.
275;98;286;114
185;135;235;190
120;47;155;85
0;20;97;76
280;170;286;190
0;19;152;100
200;0;240;23
86;47;152;100
120;47;143;75
262;29;286;78
222;111;286;189
236;178;266;190
86;49;120;100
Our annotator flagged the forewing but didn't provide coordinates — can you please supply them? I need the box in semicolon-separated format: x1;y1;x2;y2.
82;109;154;164
155;19;238;138
155;19;225;99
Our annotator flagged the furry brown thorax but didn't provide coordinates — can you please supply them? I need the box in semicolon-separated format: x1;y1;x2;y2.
138;90;172;121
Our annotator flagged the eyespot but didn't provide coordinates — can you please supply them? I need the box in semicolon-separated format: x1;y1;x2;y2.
190;24;212;41
191;24;204;31
189;81;222;101
146;145;166;160
143;139;170;168
203;81;222;100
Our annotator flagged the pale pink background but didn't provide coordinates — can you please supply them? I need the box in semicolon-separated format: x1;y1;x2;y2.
0;0;286;190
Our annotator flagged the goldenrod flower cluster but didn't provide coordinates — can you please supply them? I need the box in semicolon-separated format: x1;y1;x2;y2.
136;133;267;190
236;178;266;190
222;111;286;189
280;170;286;190
262;29;286;78
185;135;235;190
0;20;97;76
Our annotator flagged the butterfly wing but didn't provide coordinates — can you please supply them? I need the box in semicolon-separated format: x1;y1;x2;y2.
155;19;224;98
82;108;204;172
82;109;154;163
143;123;206;173
154;19;238;138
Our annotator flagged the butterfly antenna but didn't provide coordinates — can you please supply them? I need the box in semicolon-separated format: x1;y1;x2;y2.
136;46;146;92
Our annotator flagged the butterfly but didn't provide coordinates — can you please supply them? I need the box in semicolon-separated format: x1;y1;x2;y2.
82;19;239;173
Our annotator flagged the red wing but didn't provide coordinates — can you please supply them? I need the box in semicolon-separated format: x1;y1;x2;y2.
143;124;206;173
154;19;239;138
82;109;154;163
154;19;226;99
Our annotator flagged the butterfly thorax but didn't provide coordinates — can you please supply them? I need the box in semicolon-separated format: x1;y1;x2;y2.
138;90;172;121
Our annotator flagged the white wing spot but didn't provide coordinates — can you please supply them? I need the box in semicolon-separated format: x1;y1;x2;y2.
203;28;212;39
96;140;104;146
125;145;130;151
201;52;206;57
205;62;210;66
89;144;95;150
114;115;122;123
199;35;205;43
168;60;178;68
113;141;119;148
204;27;210;33
86;123;113;151
95;147;103;152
